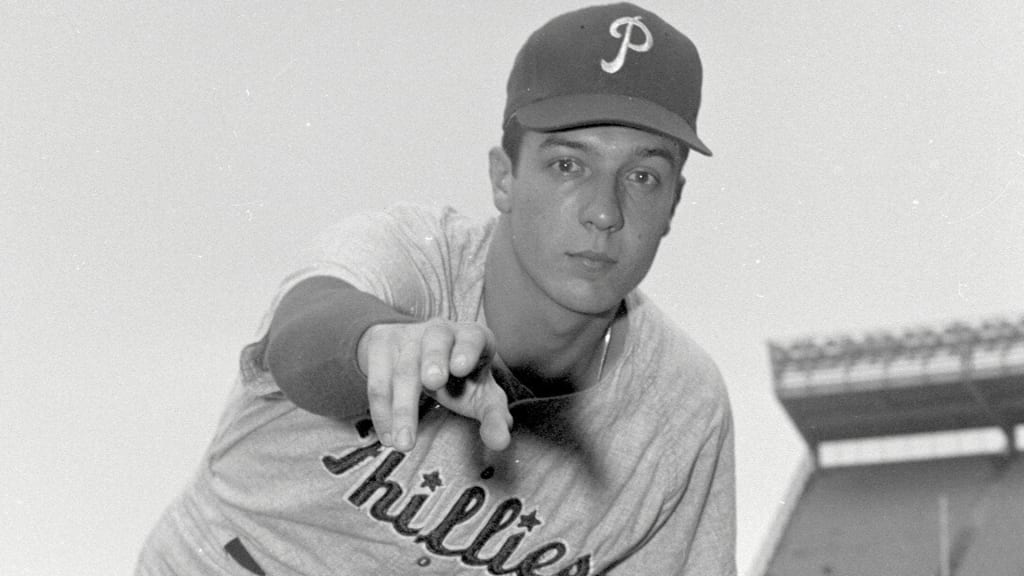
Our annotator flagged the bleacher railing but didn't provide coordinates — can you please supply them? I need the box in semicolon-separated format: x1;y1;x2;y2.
769;315;1024;393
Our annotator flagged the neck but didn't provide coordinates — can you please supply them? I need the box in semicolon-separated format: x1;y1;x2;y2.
484;218;622;390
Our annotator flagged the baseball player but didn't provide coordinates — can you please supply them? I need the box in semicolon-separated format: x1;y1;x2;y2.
137;3;735;574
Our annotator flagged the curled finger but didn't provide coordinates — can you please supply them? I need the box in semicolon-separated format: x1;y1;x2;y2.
420;321;455;392
449;323;495;379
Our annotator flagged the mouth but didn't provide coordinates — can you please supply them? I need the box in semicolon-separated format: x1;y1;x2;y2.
568;250;617;269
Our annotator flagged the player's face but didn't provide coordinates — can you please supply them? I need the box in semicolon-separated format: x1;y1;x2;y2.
490;125;684;315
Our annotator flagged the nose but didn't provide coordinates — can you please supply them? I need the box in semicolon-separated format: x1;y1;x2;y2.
579;173;623;232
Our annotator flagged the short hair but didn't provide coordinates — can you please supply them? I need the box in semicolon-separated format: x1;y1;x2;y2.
501;118;690;176
501;118;526;174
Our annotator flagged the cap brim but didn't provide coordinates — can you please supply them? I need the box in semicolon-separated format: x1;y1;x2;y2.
512;94;712;157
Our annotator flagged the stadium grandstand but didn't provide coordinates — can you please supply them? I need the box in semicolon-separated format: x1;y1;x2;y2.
753;315;1024;576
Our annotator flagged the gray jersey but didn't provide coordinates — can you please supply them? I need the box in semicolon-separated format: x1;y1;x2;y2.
137;204;735;575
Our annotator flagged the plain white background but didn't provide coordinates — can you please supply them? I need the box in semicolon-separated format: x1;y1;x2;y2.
2;2;1022;574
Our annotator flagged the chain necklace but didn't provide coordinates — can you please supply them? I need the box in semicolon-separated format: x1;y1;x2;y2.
596;321;613;381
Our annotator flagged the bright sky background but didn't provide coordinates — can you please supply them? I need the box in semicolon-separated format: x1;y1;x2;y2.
2;2;1022;574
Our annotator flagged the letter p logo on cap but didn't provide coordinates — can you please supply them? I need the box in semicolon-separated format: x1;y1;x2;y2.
601;16;653;74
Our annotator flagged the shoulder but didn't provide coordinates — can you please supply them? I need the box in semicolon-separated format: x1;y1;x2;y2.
380;203;491;239
624;291;731;421
306;203;494;319
320;203;492;253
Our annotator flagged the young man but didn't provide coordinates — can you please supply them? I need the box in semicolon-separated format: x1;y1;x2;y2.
138;3;735;574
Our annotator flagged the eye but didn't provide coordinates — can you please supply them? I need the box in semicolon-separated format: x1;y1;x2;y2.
627;169;661;188
551;158;582;175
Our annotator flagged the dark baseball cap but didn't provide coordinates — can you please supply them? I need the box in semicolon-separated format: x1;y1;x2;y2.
503;3;711;156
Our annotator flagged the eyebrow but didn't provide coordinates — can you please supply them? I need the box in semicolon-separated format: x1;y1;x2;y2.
538;134;592;153
635;146;680;165
538;134;681;165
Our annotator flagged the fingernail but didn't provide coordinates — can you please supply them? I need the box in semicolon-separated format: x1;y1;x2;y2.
453;355;468;370
380;432;392;446
396;428;411;449
426;364;442;379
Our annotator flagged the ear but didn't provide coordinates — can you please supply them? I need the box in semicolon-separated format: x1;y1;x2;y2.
663;175;686;237
489;146;514;213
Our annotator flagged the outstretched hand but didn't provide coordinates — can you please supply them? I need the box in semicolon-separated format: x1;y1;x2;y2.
357;319;514;452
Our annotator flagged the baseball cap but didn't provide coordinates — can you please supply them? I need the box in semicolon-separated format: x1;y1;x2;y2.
504;2;711;156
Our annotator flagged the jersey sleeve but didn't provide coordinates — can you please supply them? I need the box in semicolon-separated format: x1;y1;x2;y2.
239;204;457;397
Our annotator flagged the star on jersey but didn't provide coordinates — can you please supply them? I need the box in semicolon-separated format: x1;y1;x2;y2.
420;471;443;492
518;511;542;532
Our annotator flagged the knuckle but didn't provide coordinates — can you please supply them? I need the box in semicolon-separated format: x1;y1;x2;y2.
422;321;455;345
424;317;450;329
366;385;390;402
369;323;397;345
422;318;453;335
395;357;420;380
391;406;415;423
456;323;487;348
